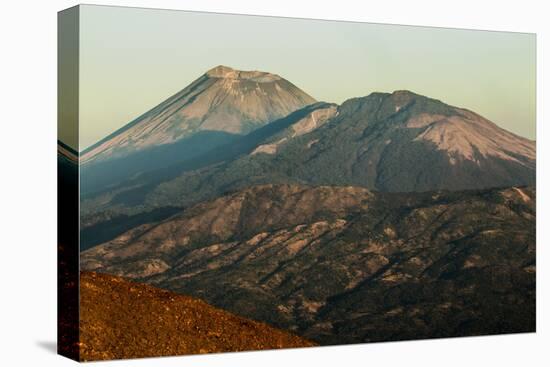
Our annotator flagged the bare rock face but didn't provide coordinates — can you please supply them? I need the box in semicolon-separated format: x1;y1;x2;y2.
81;65;316;165
82;184;535;345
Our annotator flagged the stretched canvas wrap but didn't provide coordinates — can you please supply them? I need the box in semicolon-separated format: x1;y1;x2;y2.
58;4;536;362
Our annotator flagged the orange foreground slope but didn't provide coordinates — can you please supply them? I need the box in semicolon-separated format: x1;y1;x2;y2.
79;271;315;361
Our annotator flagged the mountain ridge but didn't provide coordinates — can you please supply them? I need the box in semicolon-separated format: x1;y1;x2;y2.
78;271;315;361
81;183;536;345
79;89;535;220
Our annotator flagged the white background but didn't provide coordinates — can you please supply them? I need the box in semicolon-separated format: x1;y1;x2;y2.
0;0;547;365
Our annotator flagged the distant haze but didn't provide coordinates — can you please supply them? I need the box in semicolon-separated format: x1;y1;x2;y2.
77;5;536;151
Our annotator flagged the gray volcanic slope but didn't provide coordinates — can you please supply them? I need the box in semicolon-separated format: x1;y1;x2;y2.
81;90;535;220
82;184;536;345
81;65;316;166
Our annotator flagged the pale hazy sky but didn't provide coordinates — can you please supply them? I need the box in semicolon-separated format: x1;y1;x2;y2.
77;5;536;150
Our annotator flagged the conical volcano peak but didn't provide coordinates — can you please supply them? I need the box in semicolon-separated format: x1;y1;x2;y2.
81;65;315;166
204;65;236;77
205;65;282;82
